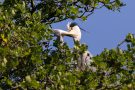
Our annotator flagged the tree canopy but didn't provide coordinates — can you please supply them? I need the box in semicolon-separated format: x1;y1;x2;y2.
0;0;135;90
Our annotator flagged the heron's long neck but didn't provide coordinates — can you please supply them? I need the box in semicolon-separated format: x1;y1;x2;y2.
72;26;81;42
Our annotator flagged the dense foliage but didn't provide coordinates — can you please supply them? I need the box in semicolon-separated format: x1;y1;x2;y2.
0;0;134;89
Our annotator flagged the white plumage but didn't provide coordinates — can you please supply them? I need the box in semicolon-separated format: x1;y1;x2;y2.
53;22;81;43
53;22;93;70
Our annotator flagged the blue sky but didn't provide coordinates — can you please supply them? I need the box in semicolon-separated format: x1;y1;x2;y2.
52;0;135;55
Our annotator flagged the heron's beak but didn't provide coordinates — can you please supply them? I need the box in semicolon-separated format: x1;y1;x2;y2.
80;27;90;33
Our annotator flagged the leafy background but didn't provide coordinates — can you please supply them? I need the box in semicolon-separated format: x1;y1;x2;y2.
0;0;135;90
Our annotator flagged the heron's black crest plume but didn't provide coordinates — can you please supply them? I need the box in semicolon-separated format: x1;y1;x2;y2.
68;22;90;33
70;22;78;27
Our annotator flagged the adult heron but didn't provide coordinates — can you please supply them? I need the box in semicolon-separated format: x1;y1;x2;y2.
53;22;93;70
53;22;81;43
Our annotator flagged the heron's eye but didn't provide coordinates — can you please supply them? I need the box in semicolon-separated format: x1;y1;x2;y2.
87;53;90;56
70;22;78;27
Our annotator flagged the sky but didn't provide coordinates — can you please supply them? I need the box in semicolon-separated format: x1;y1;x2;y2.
52;0;135;55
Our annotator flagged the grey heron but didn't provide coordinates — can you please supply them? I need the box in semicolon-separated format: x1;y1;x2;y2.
53;22;93;70
53;22;81;43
